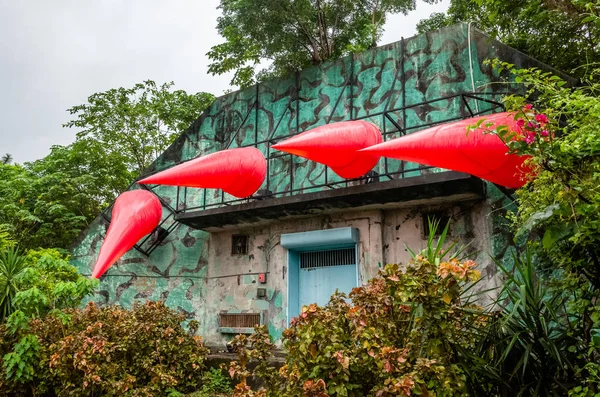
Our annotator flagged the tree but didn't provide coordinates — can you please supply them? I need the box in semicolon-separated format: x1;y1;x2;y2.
0;161;91;250
208;0;436;88
416;0;600;77
0;142;127;250
1;81;213;250
28;139;133;210
64;80;215;175
1;154;12;165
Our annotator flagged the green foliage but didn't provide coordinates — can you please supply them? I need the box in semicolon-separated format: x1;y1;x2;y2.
478;60;600;395
229;223;486;396
29;139;133;213
183;368;233;397
2;334;40;384
0;301;209;397
0;225;16;251
0;247;28;321
0;247;96;322
417;0;600;77
64;80;215;174
201;368;233;396
484;60;600;288
208;0;435;88
461;251;584;395
15;249;97;317
0;158;102;250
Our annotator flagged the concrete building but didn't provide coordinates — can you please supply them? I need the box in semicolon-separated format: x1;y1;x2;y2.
71;24;563;349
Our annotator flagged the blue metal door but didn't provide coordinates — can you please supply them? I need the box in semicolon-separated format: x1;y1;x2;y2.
298;247;357;309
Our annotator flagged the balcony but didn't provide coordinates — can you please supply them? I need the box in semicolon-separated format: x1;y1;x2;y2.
175;171;485;231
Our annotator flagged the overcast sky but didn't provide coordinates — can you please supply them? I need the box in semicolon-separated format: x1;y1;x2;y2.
0;0;449;164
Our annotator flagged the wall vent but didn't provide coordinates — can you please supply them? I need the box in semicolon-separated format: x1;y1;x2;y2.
300;247;356;269
219;312;261;328
231;234;249;255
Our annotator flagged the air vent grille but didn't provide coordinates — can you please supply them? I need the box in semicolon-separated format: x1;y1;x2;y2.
219;313;261;328
231;234;249;255
300;248;356;269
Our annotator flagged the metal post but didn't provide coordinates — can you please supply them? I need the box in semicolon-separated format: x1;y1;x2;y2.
350;54;354;120
255;83;259;147
400;37;406;177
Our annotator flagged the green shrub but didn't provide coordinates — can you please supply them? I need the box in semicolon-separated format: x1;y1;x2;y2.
0;247;29;321
0;300;209;396
228;223;488;396
200;367;233;396
460;250;584;395
481;60;600;395
226;326;279;397
0;247;97;322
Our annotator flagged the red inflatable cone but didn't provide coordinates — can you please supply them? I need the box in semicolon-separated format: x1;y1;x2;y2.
360;112;531;188
271;120;382;179
139;147;267;198
92;190;162;279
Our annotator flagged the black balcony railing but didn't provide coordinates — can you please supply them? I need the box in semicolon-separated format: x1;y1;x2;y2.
170;92;505;214
99;91;505;255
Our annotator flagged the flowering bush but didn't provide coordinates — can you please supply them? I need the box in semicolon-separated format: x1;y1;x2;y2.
228;223;488;396
0;301;209;396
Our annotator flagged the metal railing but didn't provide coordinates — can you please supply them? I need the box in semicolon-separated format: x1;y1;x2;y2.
98;91;506;255
173;92;506;214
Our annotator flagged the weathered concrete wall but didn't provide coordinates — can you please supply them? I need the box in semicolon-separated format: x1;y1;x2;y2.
71;23;562;347
191;194;499;348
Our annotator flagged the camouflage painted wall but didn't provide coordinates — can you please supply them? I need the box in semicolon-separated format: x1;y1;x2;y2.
71;24;562;347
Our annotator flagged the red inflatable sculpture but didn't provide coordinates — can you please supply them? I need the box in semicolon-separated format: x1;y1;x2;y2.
360;112;530;188
92;190;162;279
139;147;267;198
271;120;382;179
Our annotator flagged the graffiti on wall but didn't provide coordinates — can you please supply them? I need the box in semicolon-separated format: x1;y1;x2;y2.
71;24;556;344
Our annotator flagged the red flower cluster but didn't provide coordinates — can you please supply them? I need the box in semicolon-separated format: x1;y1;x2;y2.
516;105;550;145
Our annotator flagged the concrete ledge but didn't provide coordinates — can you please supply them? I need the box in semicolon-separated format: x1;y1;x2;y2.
218;327;256;334
176;172;485;231
281;227;359;251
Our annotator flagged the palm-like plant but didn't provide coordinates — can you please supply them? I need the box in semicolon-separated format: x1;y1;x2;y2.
0;247;28;321
1;153;13;165
460;250;581;396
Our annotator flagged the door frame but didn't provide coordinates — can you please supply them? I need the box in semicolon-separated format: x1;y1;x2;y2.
281;227;360;324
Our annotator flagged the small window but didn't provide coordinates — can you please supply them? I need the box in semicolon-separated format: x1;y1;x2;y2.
422;211;451;237
231;234;249;255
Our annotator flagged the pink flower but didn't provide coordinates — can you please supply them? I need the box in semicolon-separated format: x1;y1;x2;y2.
516;118;526;128
524;104;533;110
527;121;536;129
535;114;548;124
540;130;549;137
525;131;536;144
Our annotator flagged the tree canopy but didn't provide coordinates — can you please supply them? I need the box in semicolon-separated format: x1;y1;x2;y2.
1;80;214;250
416;0;600;77
64;80;215;175
208;0;436;88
